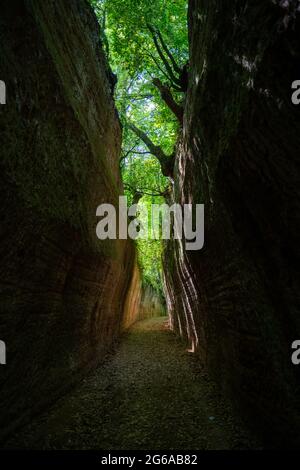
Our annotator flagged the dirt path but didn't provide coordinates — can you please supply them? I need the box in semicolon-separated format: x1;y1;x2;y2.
5;317;257;450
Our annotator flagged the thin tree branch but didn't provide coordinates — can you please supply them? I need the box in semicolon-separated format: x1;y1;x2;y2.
128;150;152;155
146;52;172;83
127;122;174;178
118;93;154;101
170;83;185;92
124;183;166;198
119;139;140;168
147;25;182;87
155;28;182;75
152;78;183;124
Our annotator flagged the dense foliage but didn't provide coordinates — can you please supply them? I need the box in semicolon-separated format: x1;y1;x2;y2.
89;0;188;295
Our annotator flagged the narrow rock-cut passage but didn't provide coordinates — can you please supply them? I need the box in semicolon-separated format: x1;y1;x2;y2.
5;318;257;450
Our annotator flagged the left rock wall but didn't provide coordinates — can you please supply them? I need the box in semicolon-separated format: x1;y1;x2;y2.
0;0;140;441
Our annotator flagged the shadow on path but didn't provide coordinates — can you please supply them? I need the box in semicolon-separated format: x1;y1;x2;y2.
4;317;257;450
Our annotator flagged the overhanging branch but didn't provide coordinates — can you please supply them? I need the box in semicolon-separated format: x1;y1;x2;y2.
127;122;174;178
124;183;168;198
155;28;182;75
152;78;183;124
147;25;182;88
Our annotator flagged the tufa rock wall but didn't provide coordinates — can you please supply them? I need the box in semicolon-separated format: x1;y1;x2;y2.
139;285;166;320
0;0;140;441
164;0;300;446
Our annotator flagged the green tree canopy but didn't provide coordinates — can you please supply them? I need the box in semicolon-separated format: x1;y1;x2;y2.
89;0;188;296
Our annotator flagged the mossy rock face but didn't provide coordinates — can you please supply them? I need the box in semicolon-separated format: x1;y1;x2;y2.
164;0;300;445
0;0;122;254
0;0;140;441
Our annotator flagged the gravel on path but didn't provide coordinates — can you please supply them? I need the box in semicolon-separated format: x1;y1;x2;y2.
4;317;258;450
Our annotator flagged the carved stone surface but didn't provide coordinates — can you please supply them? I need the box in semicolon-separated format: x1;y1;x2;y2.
0;0;140;441
139;286;166;320
164;0;300;446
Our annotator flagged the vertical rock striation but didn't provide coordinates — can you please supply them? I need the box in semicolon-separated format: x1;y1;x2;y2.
164;0;300;445
0;0;140;441
139;286;166;320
